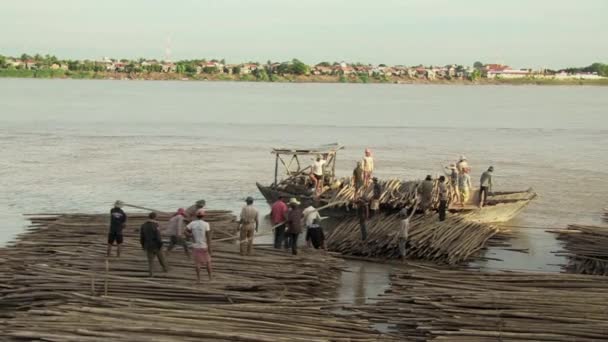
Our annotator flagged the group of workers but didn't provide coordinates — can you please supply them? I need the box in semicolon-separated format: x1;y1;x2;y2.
106;199;212;283
104;152;496;280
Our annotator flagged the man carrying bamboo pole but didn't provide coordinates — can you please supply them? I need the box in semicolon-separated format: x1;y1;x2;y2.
270;195;289;249
398;203;417;262
185;209;213;282
166;208;189;257
238;197;259;256
285;198;304;255
107;200;127;257
140;212;169;277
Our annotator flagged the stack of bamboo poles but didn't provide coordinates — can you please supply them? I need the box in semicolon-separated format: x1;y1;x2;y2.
325;212;504;264
550;224;608;275
0;212;345;314
2;293;397;341
328;179;445;209
355;267;608;341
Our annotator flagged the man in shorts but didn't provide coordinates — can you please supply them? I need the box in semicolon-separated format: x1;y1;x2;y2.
107;200;127;257
185;209;212;283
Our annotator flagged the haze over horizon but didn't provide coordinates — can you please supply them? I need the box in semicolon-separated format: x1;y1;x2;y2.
1;0;607;69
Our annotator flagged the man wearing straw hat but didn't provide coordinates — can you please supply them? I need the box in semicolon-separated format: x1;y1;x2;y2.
238;196;259;256
107;200;127;257
285;198;304;255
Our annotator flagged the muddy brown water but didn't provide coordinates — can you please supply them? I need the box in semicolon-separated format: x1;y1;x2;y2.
1;79;607;304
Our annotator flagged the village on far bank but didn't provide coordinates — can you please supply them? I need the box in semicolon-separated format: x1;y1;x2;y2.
1;53;607;84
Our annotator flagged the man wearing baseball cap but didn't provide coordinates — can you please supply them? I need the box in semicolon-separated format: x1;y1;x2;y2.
185;209;212;282
107;200;127;257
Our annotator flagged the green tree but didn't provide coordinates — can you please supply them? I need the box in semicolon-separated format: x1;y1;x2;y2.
254;68;269;81
317;61;331;67
202;66;219;74
20;53;31;61
232;66;241;74
468;69;481;81
291;59;309;75
0;55;6;68
473;61;484;69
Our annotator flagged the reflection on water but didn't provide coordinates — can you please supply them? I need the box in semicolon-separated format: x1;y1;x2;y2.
337;260;393;305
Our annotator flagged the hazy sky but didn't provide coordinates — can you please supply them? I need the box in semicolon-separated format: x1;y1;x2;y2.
1;0;606;68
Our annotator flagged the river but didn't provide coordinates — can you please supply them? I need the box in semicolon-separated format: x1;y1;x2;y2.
1;79;607;300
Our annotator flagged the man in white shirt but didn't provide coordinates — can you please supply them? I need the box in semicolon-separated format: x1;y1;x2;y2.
310;156;326;195
303;201;324;249
185;209;212;283
398;202;417;262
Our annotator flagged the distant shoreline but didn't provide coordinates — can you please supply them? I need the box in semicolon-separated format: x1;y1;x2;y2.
1;70;607;86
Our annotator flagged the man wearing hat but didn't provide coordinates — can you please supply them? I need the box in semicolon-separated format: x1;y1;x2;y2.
185;199;206;223
479;166;494;207
238;196;259;256
285;198;304;255
107;200;127;257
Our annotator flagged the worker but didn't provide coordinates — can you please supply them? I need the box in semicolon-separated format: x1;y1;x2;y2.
418;175;434;213
370;177;382;216
238;196;259;256
479;166;494;207
140;212;169;277
458;168;472;206
444;164;459;202
185;200;206;222
185;209;212;282
310;155;326;195
438;176;448;221
362;148;374;185
303;201;323;249
166;208;189;257
457;155;469;174
306;218;326;250
107;200;127;257
398;202;417;262
285;198;304;255
270;195;289;249
357;198;369;241
352;161;365;199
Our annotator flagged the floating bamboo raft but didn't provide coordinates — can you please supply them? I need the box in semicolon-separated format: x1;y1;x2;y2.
356;266;608;341
0;211;397;340
550;224;608;275
325;212;507;264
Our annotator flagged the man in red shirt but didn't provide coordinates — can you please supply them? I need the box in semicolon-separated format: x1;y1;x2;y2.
270;195;289;249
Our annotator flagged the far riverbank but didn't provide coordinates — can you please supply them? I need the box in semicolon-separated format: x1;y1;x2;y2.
2;69;607;86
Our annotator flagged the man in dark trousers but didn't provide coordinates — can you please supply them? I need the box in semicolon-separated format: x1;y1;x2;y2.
357;198;369;241
270;196;289;249
438;176;448;221
140;212;169;277
285;198;303;255
479;166;494;207
107;200;127;257
370;177;382;217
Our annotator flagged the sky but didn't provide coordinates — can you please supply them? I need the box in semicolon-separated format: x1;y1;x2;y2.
1;0;606;69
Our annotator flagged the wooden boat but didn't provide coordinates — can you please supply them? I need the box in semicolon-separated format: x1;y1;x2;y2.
257;143;536;224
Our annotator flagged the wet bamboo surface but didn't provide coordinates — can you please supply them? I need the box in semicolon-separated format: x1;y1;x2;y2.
550;224;608;275
353;266;608;341
0;211;397;341
326;212;509;264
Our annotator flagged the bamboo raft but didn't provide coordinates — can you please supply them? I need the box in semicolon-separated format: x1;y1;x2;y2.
550;224;608;275
0;211;397;340
355;266;608;341
325;212;508;264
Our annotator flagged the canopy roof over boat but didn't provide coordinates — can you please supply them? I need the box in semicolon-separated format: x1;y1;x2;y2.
270;143;344;185
271;143;344;156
